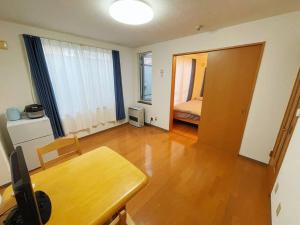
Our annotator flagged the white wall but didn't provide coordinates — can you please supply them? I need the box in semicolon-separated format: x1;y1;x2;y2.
271;112;300;225
135;11;300;163
0;20;135;152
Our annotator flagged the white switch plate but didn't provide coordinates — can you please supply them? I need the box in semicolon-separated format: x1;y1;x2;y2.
296;108;300;117
160;69;164;77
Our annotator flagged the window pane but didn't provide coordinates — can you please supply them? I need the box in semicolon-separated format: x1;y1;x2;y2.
143;65;152;101
143;53;152;65
140;52;152;102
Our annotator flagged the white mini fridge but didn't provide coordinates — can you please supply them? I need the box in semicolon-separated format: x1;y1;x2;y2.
7;117;57;171
0;139;10;186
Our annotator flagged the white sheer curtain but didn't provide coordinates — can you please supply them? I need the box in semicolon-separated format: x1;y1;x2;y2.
174;56;192;105
41;38;116;135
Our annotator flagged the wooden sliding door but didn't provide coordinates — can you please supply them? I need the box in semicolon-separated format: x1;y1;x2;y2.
198;44;264;153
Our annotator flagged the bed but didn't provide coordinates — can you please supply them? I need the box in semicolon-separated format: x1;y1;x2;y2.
173;98;203;125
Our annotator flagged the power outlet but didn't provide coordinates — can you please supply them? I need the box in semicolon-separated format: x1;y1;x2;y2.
154;117;158;121
274;183;279;194
276;203;282;217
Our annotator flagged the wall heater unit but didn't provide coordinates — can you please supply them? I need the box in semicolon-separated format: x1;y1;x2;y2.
128;106;144;127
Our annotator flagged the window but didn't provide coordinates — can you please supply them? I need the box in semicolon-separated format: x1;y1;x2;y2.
139;52;152;103
41;38;116;134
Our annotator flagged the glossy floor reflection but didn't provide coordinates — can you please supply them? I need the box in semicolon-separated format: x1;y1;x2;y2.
71;124;270;225
172;120;198;139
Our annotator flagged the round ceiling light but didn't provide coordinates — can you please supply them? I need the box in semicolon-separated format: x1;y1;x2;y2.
109;0;153;25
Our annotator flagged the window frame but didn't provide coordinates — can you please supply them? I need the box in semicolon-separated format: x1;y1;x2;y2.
138;51;152;105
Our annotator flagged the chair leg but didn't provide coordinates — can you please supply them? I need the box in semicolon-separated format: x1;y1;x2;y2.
117;209;127;225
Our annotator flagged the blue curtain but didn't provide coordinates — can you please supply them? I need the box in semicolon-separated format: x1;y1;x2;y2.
187;59;196;101
23;34;65;138
112;50;126;120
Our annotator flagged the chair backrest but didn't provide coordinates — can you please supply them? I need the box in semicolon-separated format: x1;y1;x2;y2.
37;135;81;169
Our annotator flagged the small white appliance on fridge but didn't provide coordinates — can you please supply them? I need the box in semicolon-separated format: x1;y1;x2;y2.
0;139;10;186
7;116;57;171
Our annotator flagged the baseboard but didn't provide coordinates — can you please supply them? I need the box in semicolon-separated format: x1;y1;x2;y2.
78;122;130;140
144;122;169;132
74;120;128;139
238;154;268;167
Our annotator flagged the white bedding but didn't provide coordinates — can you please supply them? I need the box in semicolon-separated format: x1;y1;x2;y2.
174;99;202;116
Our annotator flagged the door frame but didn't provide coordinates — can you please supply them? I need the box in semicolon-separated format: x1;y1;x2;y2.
169;42;265;147
268;68;300;191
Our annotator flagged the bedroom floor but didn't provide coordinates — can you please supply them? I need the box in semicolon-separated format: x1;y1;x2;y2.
172;120;198;139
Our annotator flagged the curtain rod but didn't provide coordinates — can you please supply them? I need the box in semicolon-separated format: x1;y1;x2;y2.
23;34;117;52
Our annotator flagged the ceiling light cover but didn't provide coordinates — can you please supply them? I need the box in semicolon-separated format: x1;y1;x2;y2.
109;0;153;25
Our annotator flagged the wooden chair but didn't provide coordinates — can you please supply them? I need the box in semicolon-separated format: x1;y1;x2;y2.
37;135;82;169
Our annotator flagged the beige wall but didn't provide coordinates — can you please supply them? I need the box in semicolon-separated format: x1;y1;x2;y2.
135;11;300;163
0;20;135;153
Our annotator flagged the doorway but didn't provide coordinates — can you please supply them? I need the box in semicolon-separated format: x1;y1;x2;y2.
269;69;300;191
170;53;208;139
170;43;264;152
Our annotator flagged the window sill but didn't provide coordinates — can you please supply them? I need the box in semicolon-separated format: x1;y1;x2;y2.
138;100;152;105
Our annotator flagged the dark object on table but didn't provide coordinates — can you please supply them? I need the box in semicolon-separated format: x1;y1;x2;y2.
24;104;45;119
4;146;51;225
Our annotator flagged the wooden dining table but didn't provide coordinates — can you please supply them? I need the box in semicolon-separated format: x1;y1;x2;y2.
0;146;148;225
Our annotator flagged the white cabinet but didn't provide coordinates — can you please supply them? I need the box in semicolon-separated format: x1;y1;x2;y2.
7;117;58;171
0;140;10;186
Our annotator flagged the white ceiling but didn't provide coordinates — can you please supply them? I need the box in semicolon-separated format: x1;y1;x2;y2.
0;0;299;47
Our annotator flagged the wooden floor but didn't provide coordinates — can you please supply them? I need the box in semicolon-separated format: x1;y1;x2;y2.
1;124;270;225
79;124;270;225
172;120;198;139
